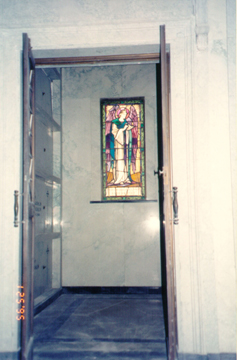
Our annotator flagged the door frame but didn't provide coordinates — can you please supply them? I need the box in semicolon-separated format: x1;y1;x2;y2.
22;33;35;360
22;26;177;360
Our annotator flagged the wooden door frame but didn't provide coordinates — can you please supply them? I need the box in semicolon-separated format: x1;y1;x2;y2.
159;25;178;359
22;33;35;360
22;27;177;360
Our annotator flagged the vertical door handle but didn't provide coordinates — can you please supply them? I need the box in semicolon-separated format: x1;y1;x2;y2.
14;190;19;227
173;187;179;225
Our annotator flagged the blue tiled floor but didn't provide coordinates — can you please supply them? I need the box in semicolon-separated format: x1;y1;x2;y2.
33;294;167;359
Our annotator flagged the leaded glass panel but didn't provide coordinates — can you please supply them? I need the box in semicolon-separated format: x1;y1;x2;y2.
101;97;145;201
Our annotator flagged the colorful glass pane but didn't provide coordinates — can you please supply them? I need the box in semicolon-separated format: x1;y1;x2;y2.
101;97;146;201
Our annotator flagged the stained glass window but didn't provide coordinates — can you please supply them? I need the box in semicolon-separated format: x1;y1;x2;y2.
101;97;145;201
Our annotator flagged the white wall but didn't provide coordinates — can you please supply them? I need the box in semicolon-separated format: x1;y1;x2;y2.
0;31;23;354
0;0;235;357
62;64;160;287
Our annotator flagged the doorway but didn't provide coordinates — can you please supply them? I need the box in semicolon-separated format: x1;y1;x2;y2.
22;28;177;360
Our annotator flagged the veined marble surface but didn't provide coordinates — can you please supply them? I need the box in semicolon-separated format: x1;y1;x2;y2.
34;293;167;360
62;64;160;286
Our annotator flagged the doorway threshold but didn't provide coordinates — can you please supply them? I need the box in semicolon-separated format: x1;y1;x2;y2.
62;286;162;295
34;288;63;316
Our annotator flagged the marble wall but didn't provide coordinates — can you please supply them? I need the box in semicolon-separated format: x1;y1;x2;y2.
34;69;54;298
34;69;62;298
62;64;161;286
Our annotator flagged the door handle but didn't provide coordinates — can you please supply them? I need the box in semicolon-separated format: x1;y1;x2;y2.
14;190;19;227
173;187;179;225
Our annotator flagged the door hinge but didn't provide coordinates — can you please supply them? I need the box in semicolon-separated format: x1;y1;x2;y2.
29;201;35;218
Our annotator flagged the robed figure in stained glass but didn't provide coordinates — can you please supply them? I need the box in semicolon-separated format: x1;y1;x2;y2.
102;98;145;201
105;105;138;185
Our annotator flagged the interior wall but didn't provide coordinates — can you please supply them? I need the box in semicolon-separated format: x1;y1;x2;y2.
62;64;161;287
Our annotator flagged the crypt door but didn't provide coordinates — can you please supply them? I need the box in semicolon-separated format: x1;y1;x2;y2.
157;25;178;360
22;33;62;360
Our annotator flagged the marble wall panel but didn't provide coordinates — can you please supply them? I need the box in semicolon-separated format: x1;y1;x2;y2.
143;96;158;200
34;179;53;235
35;69;52;117
53;131;61;179
35;119;53;177
52;237;61;288
53;183;61;233
34;69;56;301
35;178;46;235
123;202;161;286
52;79;61;125
62;64;161;286
62;95;125;286
34;236;52;298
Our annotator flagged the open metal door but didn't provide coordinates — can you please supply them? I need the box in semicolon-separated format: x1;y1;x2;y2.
21;33;35;360
157;25;178;360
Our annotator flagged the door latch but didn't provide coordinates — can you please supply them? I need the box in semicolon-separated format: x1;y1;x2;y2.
154;169;164;176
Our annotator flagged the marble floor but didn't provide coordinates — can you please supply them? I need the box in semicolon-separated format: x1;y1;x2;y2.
33;293;167;360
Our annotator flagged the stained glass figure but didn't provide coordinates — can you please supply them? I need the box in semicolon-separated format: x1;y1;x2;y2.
101;98;145;201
